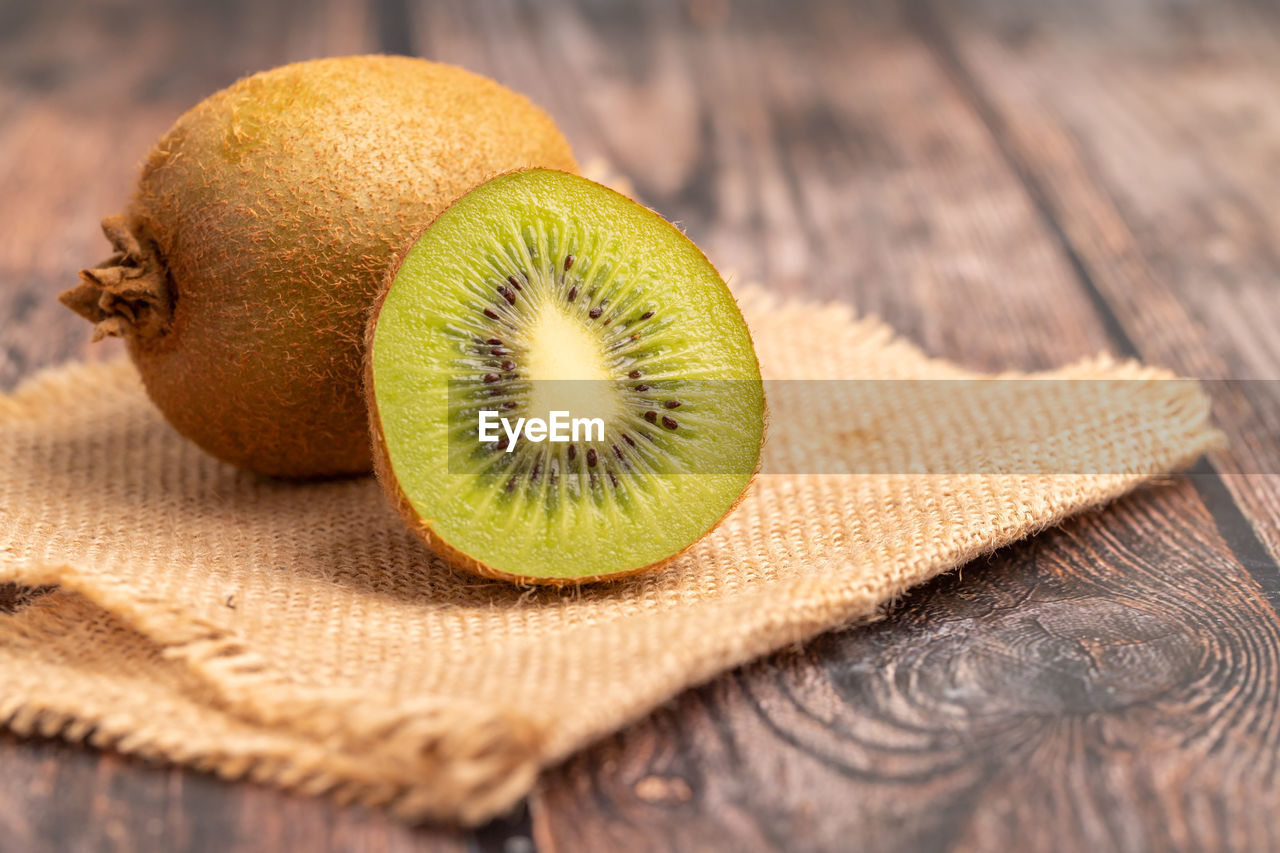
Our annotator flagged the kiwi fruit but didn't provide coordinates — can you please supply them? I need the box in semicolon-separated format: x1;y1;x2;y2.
61;56;577;478
366;169;765;584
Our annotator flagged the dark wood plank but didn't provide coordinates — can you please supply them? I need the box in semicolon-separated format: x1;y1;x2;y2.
520;0;1280;850
923;0;1280;561
3;0;1277;850
537;482;1280;852
0;732;462;853
491;0;1123;371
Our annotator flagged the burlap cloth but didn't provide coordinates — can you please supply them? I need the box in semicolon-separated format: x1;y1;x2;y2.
0;287;1219;824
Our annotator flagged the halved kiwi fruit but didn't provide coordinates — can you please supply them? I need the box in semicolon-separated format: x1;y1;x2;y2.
367;169;765;583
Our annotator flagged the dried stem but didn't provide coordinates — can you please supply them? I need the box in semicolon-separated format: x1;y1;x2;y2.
60;215;173;341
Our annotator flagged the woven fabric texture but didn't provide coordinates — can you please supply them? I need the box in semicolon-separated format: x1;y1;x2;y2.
0;288;1219;824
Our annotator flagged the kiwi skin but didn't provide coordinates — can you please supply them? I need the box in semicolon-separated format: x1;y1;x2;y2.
363;170;766;586
61;56;577;478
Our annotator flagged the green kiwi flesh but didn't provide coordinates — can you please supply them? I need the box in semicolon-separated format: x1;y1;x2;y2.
368;169;765;583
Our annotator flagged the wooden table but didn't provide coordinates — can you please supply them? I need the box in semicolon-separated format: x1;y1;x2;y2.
4;0;1279;849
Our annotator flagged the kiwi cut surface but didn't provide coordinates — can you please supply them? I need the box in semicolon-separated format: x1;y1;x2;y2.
368;169;765;583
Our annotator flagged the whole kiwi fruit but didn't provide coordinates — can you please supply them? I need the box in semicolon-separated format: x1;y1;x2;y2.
62;55;577;478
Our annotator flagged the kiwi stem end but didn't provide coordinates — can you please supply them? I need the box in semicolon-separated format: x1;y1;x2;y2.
61;214;173;342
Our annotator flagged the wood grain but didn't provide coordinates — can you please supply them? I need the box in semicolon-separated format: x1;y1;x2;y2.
450;0;1117;371
2;0;1278;851
538;483;1280;852
521;1;1280;850
0;732;466;853
922;0;1280;561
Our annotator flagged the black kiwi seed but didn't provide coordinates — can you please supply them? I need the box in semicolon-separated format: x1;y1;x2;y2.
608;470;619;488
502;401;517;410
497;436;509;450
487;338;502;346
568;286;578;302
644;410;658;424
568;444;577;461
621;433;635;447
662;416;679;430
507;275;523;291
564;255;574;271
498;285;516;305
501;360;515;370
612;444;624;460
587;448;598;467
664;400;681;409
640;310;654;320
484;308;499;319
483;373;500;383
628;370;642;379
589;306;603;319
635;384;649;392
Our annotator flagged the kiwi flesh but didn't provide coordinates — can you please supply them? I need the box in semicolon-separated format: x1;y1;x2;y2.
367;169;765;583
60;56;577;478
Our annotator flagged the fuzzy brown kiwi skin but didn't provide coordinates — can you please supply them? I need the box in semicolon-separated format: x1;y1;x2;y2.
61;56;578;479
363;169;768;586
